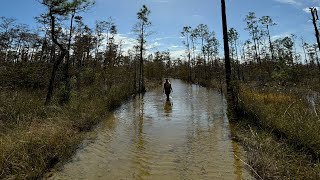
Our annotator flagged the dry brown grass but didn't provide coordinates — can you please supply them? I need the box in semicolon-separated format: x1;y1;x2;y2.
235;85;320;179
0;82;137;179
233;121;320;180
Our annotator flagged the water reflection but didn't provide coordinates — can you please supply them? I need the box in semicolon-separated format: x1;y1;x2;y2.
51;79;252;180
164;101;173;117
132;95;151;178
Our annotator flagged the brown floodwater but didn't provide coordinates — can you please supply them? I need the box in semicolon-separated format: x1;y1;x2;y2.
50;79;252;180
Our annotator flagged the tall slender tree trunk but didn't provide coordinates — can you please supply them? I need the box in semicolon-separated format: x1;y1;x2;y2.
310;8;320;74
50;44;56;63
221;0;236;119
186;34;191;82
40;37;47;62
314;46;320;72
63;11;75;103
201;37;207;80
242;45;246;62
76;53;82;92
46;51;68;105
234;39;238;61
4;38;12;61
256;38;261;63
139;24;146;93
311;8;320;51
191;37;196;81
234;39;241;80
16;40;22;63
45;13;68;105
30;48;36;62
252;33;260;64
134;58;137;92
253;40;258;63
267;25;274;60
302;43;308;65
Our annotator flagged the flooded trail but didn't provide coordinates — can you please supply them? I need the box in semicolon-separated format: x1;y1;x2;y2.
51;79;251;180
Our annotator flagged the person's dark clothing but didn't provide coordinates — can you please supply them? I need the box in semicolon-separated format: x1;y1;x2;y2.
164;82;172;101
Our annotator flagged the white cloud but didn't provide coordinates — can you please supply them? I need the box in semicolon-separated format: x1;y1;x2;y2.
169;45;183;49
100;32;186;59
152;36;178;41
274;0;320;13
114;33;137;53
271;32;293;40
102;33;178;58
170;49;186;59
274;0;302;6
192;14;203;18
146;41;163;50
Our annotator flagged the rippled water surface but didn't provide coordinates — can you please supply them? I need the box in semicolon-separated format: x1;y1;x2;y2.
51;79;251;180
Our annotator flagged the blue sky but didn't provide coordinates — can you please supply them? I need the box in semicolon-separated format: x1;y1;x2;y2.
0;0;319;58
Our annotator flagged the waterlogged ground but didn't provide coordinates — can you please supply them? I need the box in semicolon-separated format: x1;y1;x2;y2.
50;79;252;180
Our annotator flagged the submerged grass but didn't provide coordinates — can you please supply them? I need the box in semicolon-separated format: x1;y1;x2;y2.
235;85;320;179
0;82;137;179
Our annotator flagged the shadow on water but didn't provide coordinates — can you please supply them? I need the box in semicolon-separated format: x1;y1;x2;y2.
50;79;252;180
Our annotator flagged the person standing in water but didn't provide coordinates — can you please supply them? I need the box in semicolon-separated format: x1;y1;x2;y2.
163;79;173;101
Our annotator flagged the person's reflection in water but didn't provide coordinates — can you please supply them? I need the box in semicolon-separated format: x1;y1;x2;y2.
164;101;173;117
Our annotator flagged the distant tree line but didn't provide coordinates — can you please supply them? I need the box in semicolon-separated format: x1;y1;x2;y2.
172;9;320;85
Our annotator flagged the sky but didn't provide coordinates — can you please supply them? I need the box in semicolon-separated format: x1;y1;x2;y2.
0;0;319;58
